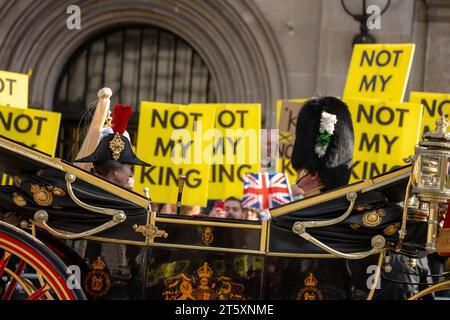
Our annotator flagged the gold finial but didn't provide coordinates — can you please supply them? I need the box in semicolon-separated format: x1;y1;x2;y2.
98;87;112;100
424;114;450;141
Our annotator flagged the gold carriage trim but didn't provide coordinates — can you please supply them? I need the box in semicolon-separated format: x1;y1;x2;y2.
362;209;385;227
30;184;53;206
384;224;399;236
12;192;27;207
162;262;245;300
47;186;66;197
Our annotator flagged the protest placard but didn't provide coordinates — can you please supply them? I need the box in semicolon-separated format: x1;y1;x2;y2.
409;91;450;136
343;44;415;102
346;98;422;181
0;70;29;109
0;105;61;155
191;103;261;200
275;100;306;186
134;102;216;206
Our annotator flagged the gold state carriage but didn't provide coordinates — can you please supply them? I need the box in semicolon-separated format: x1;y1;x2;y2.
0;99;449;300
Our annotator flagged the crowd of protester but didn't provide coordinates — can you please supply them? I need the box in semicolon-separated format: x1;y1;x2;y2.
151;197;266;221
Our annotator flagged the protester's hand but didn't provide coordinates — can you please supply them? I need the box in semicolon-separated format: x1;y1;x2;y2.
209;208;228;218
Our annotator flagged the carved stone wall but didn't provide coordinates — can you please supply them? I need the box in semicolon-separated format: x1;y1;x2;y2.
0;0;448;126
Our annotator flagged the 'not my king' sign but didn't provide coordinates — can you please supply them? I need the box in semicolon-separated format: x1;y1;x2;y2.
343;43;415;102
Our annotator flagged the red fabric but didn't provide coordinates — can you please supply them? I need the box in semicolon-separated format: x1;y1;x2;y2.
444;205;450;229
111;104;132;134
440;205;450;256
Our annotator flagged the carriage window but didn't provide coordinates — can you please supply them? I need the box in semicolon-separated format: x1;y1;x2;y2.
54;26;217;161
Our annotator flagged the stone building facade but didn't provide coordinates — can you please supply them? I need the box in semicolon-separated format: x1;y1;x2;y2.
0;0;448;128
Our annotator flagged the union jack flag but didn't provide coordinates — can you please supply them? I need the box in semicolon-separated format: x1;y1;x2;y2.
242;173;292;210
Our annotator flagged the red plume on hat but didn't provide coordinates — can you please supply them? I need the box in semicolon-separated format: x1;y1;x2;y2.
111;104;133;135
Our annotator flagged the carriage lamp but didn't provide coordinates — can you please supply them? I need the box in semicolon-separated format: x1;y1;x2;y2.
341;0;391;45
410;114;450;253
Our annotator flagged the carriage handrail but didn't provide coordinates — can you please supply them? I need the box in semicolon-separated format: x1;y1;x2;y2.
293;191;357;229
64;173;126;218
31;172;127;240
292;222;386;259
33;210;124;240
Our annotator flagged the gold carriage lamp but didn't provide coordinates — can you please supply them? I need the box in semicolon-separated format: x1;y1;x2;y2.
410;114;450;253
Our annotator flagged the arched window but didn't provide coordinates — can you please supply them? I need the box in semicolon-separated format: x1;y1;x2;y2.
54;25;217;160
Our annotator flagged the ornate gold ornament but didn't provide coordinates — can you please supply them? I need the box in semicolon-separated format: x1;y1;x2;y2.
83;257;111;298
296;273;323;300
133;223;168;241
362;209;385;227
202;227;214;246
355;205;371;212
31;184;53;206
162;262;244;300
109;133;125;161
12;192;27;207
384;224;399;236
47;186;66;197
350;224;360;230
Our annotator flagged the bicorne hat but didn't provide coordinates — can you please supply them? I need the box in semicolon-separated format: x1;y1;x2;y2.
291;96;354;190
75;104;151;167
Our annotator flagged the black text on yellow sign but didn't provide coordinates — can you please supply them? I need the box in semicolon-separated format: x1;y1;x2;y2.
410;91;450;137
343;44;415;102
0;70;29;109
347;98;422;181
190;103;261;200
134;102;216;207
0;105;61;156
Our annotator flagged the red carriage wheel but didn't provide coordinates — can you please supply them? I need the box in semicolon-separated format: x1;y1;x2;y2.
0;220;86;300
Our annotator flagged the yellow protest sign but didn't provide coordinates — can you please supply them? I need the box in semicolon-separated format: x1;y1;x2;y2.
346;98;422;181
409;91;450;137
190;104;261;200
134;102;216;207
0;70;29;109
343;44;415;102
275;99;306;186
1;173;13;185
0;105;61;156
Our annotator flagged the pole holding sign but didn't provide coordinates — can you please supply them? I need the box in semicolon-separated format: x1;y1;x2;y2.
0;70;29;109
343;44;415;102
346;97;422;181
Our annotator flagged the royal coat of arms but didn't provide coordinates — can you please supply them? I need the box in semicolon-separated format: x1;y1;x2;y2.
162;262;245;300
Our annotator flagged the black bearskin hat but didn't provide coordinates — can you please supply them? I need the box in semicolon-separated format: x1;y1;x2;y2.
75;104;151;167
291;96;354;190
